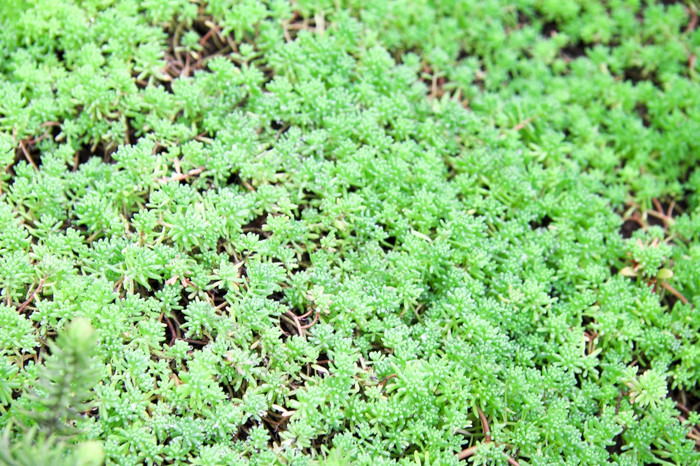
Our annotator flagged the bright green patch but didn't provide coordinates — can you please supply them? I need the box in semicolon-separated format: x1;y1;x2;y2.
0;1;699;464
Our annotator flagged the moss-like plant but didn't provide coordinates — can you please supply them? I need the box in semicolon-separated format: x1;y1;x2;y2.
0;1;699;464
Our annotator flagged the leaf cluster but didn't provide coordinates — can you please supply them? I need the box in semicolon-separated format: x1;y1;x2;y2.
0;1;699;465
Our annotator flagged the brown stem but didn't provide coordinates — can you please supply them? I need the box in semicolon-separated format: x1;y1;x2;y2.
677;402;691;416
624;213;645;228
160;313;177;346
667;200;676;219
199;25;219;46
378;374;397;390
297;308;314;319
659;281;689;305
477;407;492;442
646;209;673;225
156;167;205;183
183;52;191;77
512;117;534;132
457;445;478;460
18;139;39;170
690;54;697;76
300;311;319;329
85;230;101;243
185;338;208;346
282;22;292;42
284;311;303;336
585;331;598;355
17;277;46;313
23;129;52;146
686;7;698;34
173;24;183;65
456;407;520;465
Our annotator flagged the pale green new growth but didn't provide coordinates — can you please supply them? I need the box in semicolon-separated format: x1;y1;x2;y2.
0;0;699;464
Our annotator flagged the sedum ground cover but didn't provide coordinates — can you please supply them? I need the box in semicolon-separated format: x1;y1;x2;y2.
0;0;700;464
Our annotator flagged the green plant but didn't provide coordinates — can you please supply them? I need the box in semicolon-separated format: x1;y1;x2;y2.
0;1;699;464
0;318;103;465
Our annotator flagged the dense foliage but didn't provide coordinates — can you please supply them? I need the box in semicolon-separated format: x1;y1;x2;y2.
1;0;699;464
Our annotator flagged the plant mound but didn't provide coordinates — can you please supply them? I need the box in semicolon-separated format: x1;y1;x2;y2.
1;1;699;464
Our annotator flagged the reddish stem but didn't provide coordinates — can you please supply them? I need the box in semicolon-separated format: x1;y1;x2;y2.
300;311;319;329
18;139;39;170
17;277;46;313
660;281;689;305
